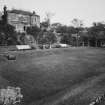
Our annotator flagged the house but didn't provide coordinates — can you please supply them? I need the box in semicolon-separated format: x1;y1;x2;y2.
7;9;40;32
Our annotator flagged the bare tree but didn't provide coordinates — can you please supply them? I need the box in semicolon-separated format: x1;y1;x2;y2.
71;18;83;28
44;12;55;27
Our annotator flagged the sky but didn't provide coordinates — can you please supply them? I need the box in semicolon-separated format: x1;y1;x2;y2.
0;0;105;26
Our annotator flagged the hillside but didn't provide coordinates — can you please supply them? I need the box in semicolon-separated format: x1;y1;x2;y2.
0;47;105;105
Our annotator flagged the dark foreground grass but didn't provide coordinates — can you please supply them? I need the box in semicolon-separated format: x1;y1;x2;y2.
0;47;105;105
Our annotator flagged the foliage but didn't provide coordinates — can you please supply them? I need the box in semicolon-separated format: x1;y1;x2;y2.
56;25;68;33
88;22;105;46
56;21;105;47
0;6;18;45
26;26;41;39
45;31;57;44
55;25;77;45
26;26;41;45
41;21;49;29
38;31;57;45
2;6;8;25
60;33;71;44
71;18;83;28
44;12;54;26
0;21;17;45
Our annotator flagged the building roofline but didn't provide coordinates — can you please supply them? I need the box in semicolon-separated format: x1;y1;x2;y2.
7;9;40;17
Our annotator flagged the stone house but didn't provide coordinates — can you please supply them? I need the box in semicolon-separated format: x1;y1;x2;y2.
7;9;40;33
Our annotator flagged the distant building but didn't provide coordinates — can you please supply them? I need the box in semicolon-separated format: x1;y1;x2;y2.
7;9;40;32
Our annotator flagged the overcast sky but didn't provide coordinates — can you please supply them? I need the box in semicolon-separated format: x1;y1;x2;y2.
0;0;105;26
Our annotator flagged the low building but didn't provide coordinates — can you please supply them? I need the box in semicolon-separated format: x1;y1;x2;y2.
7;9;40;32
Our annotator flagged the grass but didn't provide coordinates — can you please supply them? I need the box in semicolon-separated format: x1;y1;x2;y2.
0;47;105;105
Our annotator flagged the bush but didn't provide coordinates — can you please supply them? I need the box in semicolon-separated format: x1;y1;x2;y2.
45;44;50;49
38;44;43;49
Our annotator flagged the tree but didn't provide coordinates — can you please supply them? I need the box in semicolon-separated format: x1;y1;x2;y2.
0;6;18;45
56;25;68;34
60;33;71;44
44;12;54;27
26;26;41;44
38;31;57;47
0;21;17;45
71;18;84;46
2;6;8;24
71;18;83;28
88;22;105;47
41;12;55;31
45;31;57;45
40;21;49;31
55;25;76;45
79;29;89;46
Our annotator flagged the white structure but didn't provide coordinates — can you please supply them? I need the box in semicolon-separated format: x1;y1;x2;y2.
16;45;31;50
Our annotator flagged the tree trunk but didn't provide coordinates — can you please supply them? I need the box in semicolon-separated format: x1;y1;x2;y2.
49;43;52;49
88;40;90;47
43;45;45;49
95;40;97;47
50;45;51;49
100;41;103;47
77;37;78;47
82;41;85;47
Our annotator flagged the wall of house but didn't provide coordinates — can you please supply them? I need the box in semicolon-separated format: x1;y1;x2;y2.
7;11;40;33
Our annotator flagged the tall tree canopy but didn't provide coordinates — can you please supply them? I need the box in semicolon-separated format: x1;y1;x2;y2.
26;26;41;44
0;21;17;45
88;22;105;46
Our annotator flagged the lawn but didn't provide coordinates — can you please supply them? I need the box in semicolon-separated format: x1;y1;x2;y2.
0;47;105;105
